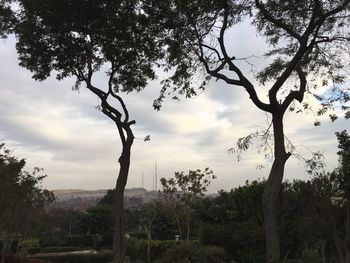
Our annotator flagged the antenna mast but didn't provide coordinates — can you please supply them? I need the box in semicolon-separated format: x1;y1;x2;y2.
155;161;158;191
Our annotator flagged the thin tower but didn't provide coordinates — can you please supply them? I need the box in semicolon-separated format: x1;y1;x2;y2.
155;161;158;191
142;172;144;189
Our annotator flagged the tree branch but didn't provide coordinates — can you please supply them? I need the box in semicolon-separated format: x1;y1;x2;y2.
255;0;302;42
281;67;307;113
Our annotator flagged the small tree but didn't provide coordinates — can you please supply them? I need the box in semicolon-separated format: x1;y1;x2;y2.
14;1;164;262
140;202;159;263
151;1;350;262
160;168;216;241
0;143;53;263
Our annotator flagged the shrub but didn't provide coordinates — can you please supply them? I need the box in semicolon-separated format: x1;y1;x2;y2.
0;253;49;263
194;246;226;263
154;241;226;263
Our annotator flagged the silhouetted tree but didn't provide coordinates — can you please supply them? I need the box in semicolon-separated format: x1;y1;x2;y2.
0;143;53;263
14;1;164;262
151;1;350;262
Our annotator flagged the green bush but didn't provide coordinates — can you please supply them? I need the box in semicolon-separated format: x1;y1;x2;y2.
154;241;226;263
194;246;226;263
126;238;181;262
199;223;264;262
20;239;40;256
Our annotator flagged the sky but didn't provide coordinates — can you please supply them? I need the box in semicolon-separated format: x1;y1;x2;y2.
0;21;348;193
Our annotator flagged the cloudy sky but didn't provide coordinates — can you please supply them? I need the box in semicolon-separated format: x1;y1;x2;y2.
0;21;348;193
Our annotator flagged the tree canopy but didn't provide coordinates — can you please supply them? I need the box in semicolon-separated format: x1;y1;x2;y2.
0;143;53;262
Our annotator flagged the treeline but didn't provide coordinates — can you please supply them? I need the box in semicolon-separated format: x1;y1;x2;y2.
1;130;350;262
14;175;348;262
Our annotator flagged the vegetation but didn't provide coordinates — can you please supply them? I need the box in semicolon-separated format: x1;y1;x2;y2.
148;1;350;262
0;143;53;263
13;0;165;262
0;1;349;263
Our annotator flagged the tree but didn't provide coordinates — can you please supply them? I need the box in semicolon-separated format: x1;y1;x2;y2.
335;130;350;263
151;1;350;262
160;168;216;241
140;202;159;263
14;1;164;262
0;143;53;263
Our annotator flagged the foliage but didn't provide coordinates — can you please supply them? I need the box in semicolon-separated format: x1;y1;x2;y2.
14;1;168;261
160;168;216;240
0;253;49;263
19;239;40;256
155;241;226;263
150;2;350;261
0;143;54;262
0;0;16;38
125;238;177;263
335;130;350;199
78;205;114;236
199;222;264;262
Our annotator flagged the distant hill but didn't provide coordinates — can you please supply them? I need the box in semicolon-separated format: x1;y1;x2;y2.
51;188;152;211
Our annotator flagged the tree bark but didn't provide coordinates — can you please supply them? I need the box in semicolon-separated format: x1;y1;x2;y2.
146;227;152;263
113;134;133;263
327;199;345;263
345;202;350;263
1;234;7;263
263;113;290;263
186;221;190;242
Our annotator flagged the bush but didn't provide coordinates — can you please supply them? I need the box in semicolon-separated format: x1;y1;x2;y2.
19;239;40;256
0;253;49;263
194;246;226;263
154;241;226;263
199;223;264;262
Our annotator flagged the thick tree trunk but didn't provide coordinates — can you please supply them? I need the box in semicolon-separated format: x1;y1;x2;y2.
113;138;133;263
263;113;290;263
345;202;350;263
328;199;345;263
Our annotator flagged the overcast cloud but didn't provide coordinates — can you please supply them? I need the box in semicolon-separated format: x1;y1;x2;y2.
0;23;348;193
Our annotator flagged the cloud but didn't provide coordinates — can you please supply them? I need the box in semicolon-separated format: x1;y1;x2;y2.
0;24;347;194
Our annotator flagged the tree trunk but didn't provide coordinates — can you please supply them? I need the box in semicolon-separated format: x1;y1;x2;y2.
186;221;190;242
328;199;345;263
321;239;327;263
146;227;152;263
174;215;183;240
1;234;7;263
345;202;350;263
263;113;290;263
113;137;133;263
